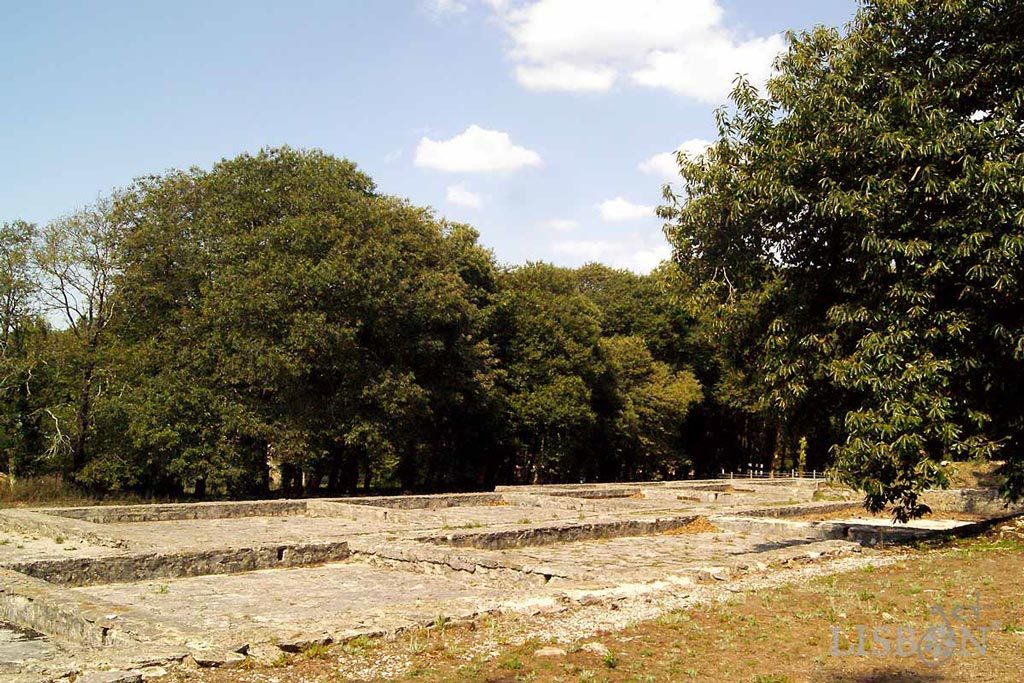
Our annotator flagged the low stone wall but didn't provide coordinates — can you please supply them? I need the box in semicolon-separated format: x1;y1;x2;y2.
712;515;844;540
0;509;128;548
0;568;189;648
339;492;506;510
682;484;757;493
712;514;1002;547
921;488;1024;516
421;515;700;550
306;500;417;523
348;538;558;582
542;488;642;500
3;541;350;587
737;501;863;519
501;492;649;512
45;499;308;524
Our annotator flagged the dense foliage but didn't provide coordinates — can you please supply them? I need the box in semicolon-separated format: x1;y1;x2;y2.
3;1;1020;514
0;149;703;497
663;0;1024;519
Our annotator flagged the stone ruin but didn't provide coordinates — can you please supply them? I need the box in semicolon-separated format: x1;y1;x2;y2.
0;478;1020;681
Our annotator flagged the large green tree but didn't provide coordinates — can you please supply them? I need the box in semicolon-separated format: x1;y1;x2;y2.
104;148;502;496
664;0;1024;519
489;263;603;483
0;221;45;477
489;263;702;484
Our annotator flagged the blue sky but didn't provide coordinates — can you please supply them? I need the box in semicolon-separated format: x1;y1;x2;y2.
1;0;857;272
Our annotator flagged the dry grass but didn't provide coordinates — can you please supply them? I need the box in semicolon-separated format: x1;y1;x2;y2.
0;475;160;508
948;461;1004;489
0;475;100;508
660;515;722;535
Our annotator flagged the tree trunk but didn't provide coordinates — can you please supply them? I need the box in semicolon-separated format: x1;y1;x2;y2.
326;459;341;494
361;457;373;492
70;362;95;477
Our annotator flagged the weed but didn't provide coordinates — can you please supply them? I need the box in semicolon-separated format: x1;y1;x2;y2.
238;656;259;671
456;663;482;679
342;635;374;654
657;610;691;628
602;651;618;668
408;635;428;655
499;654;523;670
302;643;331;660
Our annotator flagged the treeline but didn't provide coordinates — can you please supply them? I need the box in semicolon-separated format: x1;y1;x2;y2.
2;149;745;497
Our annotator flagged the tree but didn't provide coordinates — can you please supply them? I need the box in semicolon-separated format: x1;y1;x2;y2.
110;147;502;496
571;262;697;367
33;198;123;480
663;0;1024;519
489;263;604;483
0;221;44;476
597;335;702;480
0;221;37;348
488;263;703;484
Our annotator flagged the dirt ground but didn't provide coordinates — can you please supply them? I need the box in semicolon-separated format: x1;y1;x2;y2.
169;518;1024;683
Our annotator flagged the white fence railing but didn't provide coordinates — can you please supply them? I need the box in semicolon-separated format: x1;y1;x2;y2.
720;469;824;480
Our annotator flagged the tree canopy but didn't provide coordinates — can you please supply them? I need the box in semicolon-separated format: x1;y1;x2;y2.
663;0;1024;519
1;149;703;497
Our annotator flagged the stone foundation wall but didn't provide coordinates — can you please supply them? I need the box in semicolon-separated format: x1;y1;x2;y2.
921;488;1024;516
46;499;308;524
4;542;350;587
422;515;700;550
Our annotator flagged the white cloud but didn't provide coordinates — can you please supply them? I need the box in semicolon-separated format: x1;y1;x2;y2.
598;197;655;222
678;138;713;158
638;138;712;181
426;0;467;17
490;0;784;103
415;124;543;172
631;34;786;103
637;152;679;181
514;63;616;92
550;236;672;273
540;218;578;232
446;183;484;208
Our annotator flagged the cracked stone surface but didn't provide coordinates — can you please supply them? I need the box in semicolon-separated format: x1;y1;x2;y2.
0;623;58;676
0;530;115;564
0;479;1013;681
75;560;518;645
